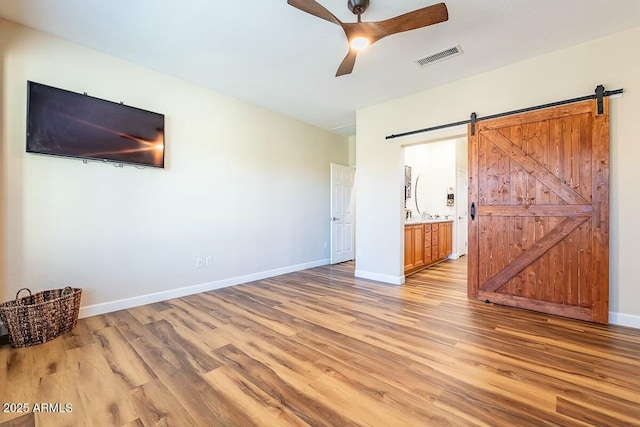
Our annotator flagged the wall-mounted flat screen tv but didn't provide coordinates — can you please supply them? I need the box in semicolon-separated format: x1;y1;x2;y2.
26;81;165;168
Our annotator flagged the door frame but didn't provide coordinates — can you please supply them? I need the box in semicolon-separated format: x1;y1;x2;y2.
456;168;468;258
400;126;468;270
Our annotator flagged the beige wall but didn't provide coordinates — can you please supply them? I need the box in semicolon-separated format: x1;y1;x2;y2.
0;19;348;315
355;27;640;327
348;135;357;167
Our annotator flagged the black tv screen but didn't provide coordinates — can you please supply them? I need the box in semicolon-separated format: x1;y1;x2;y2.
26;81;165;168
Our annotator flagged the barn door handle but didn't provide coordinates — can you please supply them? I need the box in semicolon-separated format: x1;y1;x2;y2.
470;202;476;221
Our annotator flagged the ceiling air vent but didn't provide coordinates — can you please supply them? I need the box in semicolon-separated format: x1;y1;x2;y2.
416;44;463;67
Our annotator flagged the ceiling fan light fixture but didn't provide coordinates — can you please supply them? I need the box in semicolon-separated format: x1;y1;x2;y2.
350;37;370;50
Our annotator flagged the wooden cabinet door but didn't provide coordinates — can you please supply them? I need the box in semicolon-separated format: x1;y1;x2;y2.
412;226;425;269
438;223;451;260
468;99;609;324
438;226;445;260
404;226;414;271
445;222;452;256
405;225;426;274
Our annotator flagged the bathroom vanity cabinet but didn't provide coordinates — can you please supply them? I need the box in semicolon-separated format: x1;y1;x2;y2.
404;220;453;276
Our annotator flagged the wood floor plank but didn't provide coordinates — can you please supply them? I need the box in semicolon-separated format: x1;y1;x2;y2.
128;305;166;325
33;367;89;427
274;299;357;328
311;356;464;426
1;258;639;426
127;378;198;427
0;341;71;424
556;395;640;427
62;319;96;350
291;328;444;400
211;344;360;427
66;343;137;426
207;323;327;380
145;319;221;375
157;367;258;427
120;419;145;427
161;308;231;352
93;326;157;389
0;413;35;427
111;310;197;380
203;366;313;427
199;291;301;337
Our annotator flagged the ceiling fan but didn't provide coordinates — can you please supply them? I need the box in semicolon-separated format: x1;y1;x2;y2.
287;0;449;76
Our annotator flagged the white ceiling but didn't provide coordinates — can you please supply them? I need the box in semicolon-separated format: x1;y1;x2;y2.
1;1;640;136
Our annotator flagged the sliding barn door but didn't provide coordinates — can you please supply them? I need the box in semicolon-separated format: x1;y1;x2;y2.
468;99;609;323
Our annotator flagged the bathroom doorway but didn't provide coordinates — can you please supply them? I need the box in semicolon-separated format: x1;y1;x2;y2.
403;136;468;265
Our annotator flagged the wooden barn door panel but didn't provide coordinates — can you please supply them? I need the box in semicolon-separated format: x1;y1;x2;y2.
468;99;609;323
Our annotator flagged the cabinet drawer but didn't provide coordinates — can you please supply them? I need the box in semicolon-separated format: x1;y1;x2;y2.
424;224;432;232
432;223;439;231
431;234;439;244
424;231;432;246
432;247;439;259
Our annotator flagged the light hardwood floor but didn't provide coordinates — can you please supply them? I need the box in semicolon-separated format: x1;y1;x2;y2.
1;259;639;426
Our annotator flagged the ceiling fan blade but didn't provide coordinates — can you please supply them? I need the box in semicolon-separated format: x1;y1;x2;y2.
287;0;342;26
336;49;358;76
374;2;448;38
341;3;448;50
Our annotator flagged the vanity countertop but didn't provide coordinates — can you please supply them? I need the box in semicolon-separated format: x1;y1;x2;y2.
404;218;454;225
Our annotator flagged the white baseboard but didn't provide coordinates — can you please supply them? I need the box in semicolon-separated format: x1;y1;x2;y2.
354;270;404;285
609;311;640;329
79;258;330;318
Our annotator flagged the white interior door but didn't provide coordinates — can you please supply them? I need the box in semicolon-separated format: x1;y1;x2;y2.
456;168;468;257
330;163;355;264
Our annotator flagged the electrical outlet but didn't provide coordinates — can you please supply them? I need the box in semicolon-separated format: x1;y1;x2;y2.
196;257;203;268
205;256;212;266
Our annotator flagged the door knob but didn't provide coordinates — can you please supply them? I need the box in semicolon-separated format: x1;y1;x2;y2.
332;217;340;221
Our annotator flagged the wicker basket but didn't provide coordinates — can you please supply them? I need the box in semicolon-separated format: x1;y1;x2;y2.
0;287;82;347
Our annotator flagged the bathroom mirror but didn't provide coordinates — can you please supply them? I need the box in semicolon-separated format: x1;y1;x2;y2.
414;175;423;215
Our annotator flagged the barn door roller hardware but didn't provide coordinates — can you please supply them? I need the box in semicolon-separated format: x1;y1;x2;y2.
386;85;623;140
595;84;606;115
469;112;477;137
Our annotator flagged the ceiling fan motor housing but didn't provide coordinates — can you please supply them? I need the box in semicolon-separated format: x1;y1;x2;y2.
348;0;370;16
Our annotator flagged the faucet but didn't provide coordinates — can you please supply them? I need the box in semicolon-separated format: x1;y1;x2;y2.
405;209;412;220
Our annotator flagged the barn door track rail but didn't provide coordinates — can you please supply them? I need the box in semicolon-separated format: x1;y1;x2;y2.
385;85;623;140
